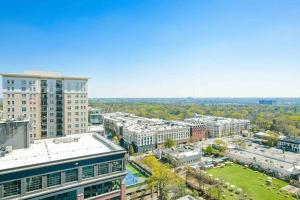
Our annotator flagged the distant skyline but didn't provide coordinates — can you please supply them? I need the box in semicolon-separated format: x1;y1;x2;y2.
0;0;299;98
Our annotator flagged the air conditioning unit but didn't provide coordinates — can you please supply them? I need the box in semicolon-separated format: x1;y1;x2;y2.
6;146;13;154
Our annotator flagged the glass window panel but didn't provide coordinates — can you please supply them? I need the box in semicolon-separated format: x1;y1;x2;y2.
111;160;122;172
98;163;109;175
47;172;61;187
65;169;78;183
82;165;94;179
26;176;42;192
83;179;121;199
3;180;21;197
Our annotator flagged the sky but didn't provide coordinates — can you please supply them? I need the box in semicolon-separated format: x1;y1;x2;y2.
0;0;299;98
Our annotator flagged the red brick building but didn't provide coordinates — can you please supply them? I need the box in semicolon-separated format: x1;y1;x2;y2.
190;123;207;141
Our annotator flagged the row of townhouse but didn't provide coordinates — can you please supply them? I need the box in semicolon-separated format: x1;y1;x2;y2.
185;115;250;138
103;113;209;153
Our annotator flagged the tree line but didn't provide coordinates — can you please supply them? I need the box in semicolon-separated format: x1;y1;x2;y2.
91;102;300;137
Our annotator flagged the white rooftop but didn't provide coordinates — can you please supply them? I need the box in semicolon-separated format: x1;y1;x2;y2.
88;125;104;133
0;133;121;171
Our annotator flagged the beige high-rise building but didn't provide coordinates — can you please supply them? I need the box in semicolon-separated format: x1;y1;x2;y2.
1;71;88;139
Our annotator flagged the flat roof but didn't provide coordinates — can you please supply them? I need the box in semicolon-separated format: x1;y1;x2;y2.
0;71;88;80
0;133;124;171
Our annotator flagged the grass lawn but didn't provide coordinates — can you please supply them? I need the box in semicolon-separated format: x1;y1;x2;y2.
206;164;294;200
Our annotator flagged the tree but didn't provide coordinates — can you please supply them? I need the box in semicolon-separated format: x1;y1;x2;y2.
113;136;119;143
213;139;228;153
203;145;219;156
265;135;279;147
129;144;134;156
164;138;176;148
144;156;182;200
234;139;246;149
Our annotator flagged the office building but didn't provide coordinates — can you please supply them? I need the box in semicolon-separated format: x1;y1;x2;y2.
1;71;88;139
259;99;276;105
0;132;127;200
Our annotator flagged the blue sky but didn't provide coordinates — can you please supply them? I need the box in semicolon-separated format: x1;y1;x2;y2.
0;0;299;97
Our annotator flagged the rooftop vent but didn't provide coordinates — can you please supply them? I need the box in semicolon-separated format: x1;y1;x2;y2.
53;137;79;144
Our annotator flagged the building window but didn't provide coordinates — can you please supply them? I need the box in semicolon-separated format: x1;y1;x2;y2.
82;165;94;179
2;180;21;198
22;107;26;112
98;163;109;175
83;179;121;199
47;172;61;187
26;176;42;192
42;191;77;200
65;169;78;183
111;160;123;172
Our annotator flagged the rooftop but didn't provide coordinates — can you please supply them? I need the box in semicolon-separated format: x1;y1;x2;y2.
162;144;202;159
279;137;300;144
0;70;88;80
0;132;124;172
104;112;190;134
185;115;250;125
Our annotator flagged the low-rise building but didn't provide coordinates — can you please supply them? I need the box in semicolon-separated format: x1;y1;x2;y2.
0;132;127;200
157;144;202;167
278;138;300;153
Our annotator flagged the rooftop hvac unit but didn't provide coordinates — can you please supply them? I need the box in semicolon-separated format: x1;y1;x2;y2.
0;144;6;157
5;121;18;136
5;146;13;154
0;151;5;157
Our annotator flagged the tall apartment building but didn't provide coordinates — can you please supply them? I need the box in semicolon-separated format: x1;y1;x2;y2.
1;71;88;139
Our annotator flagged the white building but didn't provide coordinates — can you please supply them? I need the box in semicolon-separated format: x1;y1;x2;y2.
185;115;250;138
103;113;191;152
